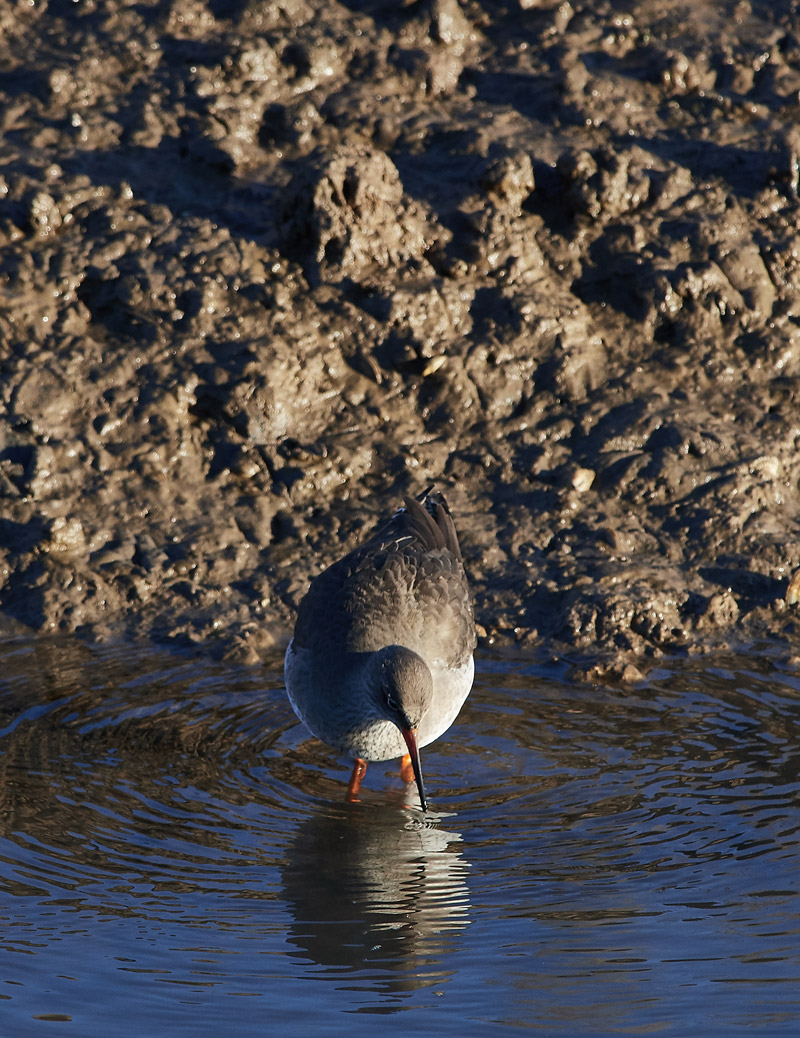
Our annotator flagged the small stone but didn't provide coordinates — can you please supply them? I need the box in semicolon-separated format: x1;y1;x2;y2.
571;466;595;493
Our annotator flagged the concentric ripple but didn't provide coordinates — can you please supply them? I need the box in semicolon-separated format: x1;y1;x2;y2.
0;637;799;1035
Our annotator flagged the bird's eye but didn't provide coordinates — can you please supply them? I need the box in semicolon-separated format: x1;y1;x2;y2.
386;692;399;712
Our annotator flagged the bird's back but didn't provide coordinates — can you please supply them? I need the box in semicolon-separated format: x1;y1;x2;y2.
293;493;476;671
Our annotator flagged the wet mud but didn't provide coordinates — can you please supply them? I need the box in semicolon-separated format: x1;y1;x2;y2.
2;0;800;676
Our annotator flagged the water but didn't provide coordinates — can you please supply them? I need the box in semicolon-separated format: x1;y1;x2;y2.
0;637;798;1036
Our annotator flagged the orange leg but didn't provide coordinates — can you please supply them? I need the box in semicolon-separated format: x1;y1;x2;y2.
347;758;368;801
399;753;414;785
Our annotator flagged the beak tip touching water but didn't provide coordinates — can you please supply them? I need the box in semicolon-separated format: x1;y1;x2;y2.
401;728;428;812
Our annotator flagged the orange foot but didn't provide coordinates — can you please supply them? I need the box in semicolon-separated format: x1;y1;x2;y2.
347;758;368;801
399;753;414;785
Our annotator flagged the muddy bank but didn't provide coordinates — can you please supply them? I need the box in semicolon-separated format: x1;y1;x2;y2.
2;0;800;676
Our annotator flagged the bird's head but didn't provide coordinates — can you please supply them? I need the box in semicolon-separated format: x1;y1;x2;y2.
372;645;432;810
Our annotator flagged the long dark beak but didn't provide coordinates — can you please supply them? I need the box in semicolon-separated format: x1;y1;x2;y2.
401;728;428;812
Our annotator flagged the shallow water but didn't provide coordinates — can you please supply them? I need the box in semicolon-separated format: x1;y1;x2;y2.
0;638;798;1036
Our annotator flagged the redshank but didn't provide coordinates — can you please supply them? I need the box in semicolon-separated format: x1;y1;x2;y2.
284;489;476;811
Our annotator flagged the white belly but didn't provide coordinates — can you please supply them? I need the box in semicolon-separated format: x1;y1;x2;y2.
418;655;474;748
284;640;474;760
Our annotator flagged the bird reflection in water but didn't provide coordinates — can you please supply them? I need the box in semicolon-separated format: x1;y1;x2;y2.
281;801;471;997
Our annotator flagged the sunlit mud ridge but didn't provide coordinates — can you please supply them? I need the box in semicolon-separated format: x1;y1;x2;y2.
1;0;800;675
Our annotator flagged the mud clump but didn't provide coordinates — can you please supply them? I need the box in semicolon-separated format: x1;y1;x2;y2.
2;0;800;675
280;143;439;283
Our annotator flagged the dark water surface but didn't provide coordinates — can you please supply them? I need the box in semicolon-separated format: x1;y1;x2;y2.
0;638;798;1036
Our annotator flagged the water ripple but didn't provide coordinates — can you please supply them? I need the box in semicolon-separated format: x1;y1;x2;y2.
0;638;799;1033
